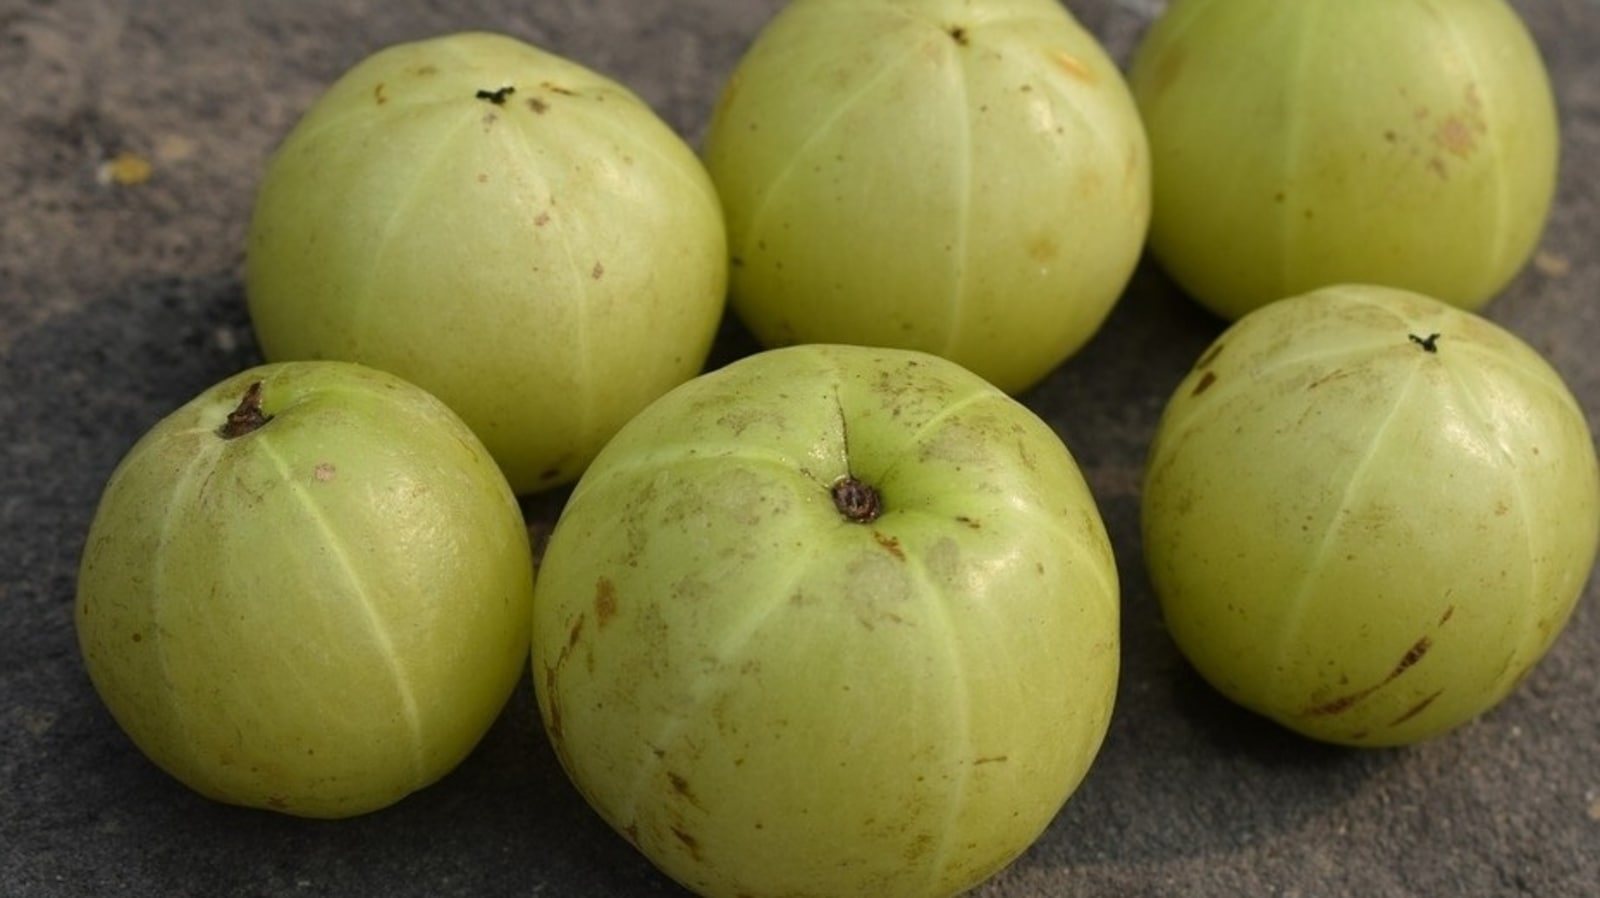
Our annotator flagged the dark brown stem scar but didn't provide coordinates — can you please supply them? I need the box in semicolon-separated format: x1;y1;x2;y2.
1408;333;1441;353
217;381;272;439
832;476;883;524
476;85;515;105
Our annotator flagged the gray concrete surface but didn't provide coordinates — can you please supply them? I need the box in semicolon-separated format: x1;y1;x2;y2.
3;1;1597;896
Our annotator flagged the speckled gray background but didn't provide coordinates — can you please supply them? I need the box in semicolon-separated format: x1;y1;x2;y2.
3;1;1597;896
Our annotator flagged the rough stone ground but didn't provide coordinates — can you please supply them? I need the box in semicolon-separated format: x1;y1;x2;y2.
2;1;1597;896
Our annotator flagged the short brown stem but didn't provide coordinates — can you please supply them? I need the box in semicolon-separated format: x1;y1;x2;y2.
476;85;515;105
217;381;272;439
831;475;882;524
1408;332;1441;353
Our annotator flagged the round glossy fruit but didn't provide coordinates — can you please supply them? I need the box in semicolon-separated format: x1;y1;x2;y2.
1142;285;1599;746
1129;0;1560;319
533;344;1119;898
702;0;1151;394
246;31;728;494
76;362;536;817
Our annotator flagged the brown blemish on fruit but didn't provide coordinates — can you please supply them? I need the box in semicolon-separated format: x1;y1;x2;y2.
1307;368;1362;391
313;462;336;483
542;666;564;743
541;81;578;97
973;755;1009;765
1433;86;1486;161
1305;636;1433;717
668;772;703;810
873;531;905;561
542;610;590;749
1439;605;1456;625
946;25;969;45
217;381;272;439
955;515;981;529
1050;49;1094;82
1027;234;1059;263
1434;117;1477;157
1394;636;1431;674
671;826;703;861
592;261;605;280
1308;691;1364;717
1191;370;1217;396
1389;689;1445;727
595;577;618;628
1395;633;1433;669
373;83;387;105
528;96;549;114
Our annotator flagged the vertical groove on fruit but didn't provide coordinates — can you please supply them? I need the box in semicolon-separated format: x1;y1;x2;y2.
1269;356;1424;705
911;551;977;895
150;438;221;786
941;31;976;360
1278;0;1322;297
736;37;925;300
255;431;428;782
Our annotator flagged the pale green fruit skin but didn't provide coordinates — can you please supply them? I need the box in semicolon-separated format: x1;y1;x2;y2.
1142;285;1599;746
1129;0;1560;320
703;0;1151;394
75;361;535;818
533;344;1119;898
246;31;728;495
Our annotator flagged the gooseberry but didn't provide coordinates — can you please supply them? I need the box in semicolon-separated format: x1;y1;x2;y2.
1142;285;1599;746
1128;0;1560;319
533;343;1120;897
246;31;728;494
702;0;1150;394
76;361;536;816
